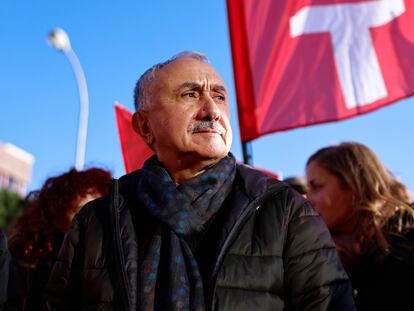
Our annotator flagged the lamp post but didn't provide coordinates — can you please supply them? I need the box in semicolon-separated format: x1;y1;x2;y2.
47;28;89;171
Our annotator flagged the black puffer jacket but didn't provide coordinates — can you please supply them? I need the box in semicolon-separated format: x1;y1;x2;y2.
42;164;355;311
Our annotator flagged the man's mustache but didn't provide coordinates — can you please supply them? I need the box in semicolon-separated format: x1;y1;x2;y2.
192;120;225;135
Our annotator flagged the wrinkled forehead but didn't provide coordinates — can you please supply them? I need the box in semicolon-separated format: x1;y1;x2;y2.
153;58;227;91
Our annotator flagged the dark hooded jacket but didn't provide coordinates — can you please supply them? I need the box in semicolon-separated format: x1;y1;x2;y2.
42;164;355;311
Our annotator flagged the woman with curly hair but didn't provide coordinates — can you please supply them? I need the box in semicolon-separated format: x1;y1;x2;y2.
7;167;112;311
306;142;414;310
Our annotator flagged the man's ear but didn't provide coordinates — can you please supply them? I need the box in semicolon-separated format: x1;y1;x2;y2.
132;111;154;145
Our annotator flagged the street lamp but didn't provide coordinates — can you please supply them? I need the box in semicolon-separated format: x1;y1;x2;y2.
47;28;89;171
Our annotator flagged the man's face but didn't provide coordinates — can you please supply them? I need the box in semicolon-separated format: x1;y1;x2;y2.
138;58;232;165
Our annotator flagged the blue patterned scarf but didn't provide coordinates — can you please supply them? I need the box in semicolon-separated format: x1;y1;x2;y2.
137;154;236;311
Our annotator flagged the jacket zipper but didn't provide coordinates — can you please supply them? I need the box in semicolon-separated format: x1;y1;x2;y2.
206;197;262;310
206;188;285;310
111;180;132;311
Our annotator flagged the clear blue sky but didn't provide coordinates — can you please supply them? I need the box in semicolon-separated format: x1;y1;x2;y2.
1;1;413;194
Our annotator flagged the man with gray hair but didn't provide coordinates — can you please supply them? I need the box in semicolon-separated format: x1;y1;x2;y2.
43;51;355;311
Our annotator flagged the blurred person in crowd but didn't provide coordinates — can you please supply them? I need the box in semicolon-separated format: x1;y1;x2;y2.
283;175;307;197
306;142;414;310
7;167;112;311
1;230;9;310
0;230;19;311
42;51;355;311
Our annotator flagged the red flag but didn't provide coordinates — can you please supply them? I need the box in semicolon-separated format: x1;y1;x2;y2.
227;0;414;141
114;103;153;173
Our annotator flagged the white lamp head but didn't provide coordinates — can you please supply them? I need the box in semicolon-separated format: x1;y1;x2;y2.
47;28;71;52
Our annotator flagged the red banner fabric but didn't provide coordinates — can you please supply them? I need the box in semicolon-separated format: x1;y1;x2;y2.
114;103;153;173
227;0;414;141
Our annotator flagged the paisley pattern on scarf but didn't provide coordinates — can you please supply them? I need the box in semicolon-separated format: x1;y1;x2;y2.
137;154;236;311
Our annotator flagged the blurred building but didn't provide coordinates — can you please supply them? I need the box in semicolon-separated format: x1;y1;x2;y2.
0;142;35;196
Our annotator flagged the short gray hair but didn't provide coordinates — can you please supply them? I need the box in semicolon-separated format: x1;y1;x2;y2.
133;51;209;111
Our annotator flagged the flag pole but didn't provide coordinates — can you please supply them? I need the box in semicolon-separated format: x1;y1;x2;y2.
242;141;253;165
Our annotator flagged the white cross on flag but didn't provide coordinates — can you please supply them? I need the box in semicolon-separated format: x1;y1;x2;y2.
227;0;414;141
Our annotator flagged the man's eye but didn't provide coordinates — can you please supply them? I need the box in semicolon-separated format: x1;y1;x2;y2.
183;92;197;98
213;93;226;102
